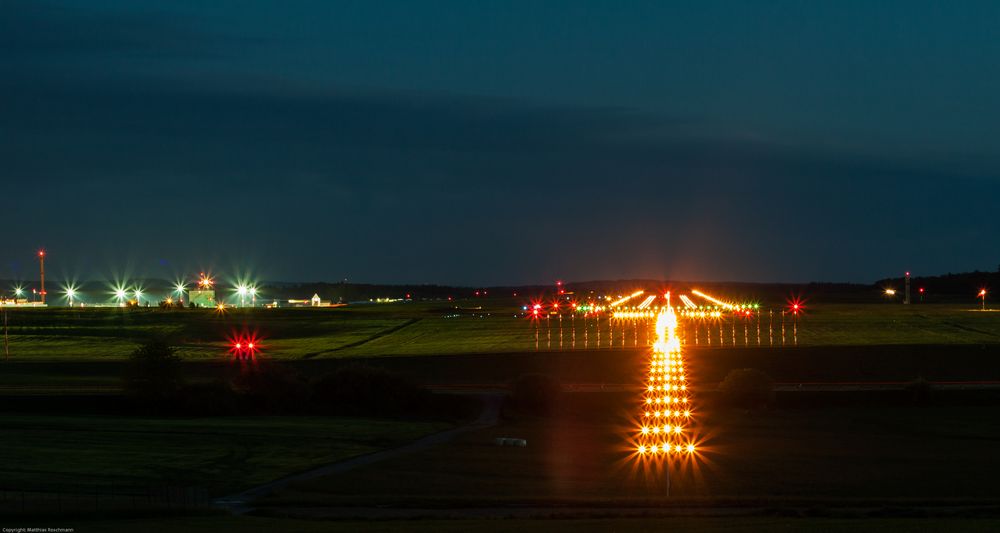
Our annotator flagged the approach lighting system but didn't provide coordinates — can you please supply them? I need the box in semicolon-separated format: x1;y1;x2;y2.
690;289;735;310
610;291;644;308
636;296;696;458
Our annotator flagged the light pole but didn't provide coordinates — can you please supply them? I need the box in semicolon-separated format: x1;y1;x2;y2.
980;289;987;311
114;287;128;306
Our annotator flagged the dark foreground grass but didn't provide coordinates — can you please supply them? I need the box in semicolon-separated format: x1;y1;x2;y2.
0;414;450;496
260;392;1000;508
7;342;1000;395
29;515;1000;533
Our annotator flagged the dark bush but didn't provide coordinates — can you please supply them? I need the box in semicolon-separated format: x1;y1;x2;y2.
176;381;241;415
311;364;431;416
230;362;309;414
719;368;775;409
123;340;183;405
509;373;562;415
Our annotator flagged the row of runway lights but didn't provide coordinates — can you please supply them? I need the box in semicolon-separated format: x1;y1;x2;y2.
636;302;697;457
526;304;801;320
524;304;749;318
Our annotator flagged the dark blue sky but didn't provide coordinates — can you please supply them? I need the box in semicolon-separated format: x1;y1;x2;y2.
4;1;999;285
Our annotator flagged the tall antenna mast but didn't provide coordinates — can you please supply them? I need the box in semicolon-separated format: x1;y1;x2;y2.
38;249;46;305
38;249;45;304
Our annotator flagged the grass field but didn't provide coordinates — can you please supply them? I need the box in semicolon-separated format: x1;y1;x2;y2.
0;414;449;496
1;301;997;530
258;393;1000;507
0;302;998;364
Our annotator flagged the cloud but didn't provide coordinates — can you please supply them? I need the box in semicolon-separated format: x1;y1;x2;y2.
0;1;228;61
3;3;998;284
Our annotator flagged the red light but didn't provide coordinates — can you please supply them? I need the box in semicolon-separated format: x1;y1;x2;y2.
919;288;925;293
787;296;805;315
228;332;263;360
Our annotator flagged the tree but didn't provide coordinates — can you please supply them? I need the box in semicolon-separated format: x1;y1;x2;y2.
123;340;183;403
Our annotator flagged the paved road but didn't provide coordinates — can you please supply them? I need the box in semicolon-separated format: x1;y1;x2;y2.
213;392;504;515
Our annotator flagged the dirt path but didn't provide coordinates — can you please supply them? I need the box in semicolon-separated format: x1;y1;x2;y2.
213;392;503;514
302;317;423;358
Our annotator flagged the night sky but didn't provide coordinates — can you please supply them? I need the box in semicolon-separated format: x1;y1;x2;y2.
4;1;1000;285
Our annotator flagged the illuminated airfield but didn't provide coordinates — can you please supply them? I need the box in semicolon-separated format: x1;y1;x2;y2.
525;288;801;485
527;288;803;350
